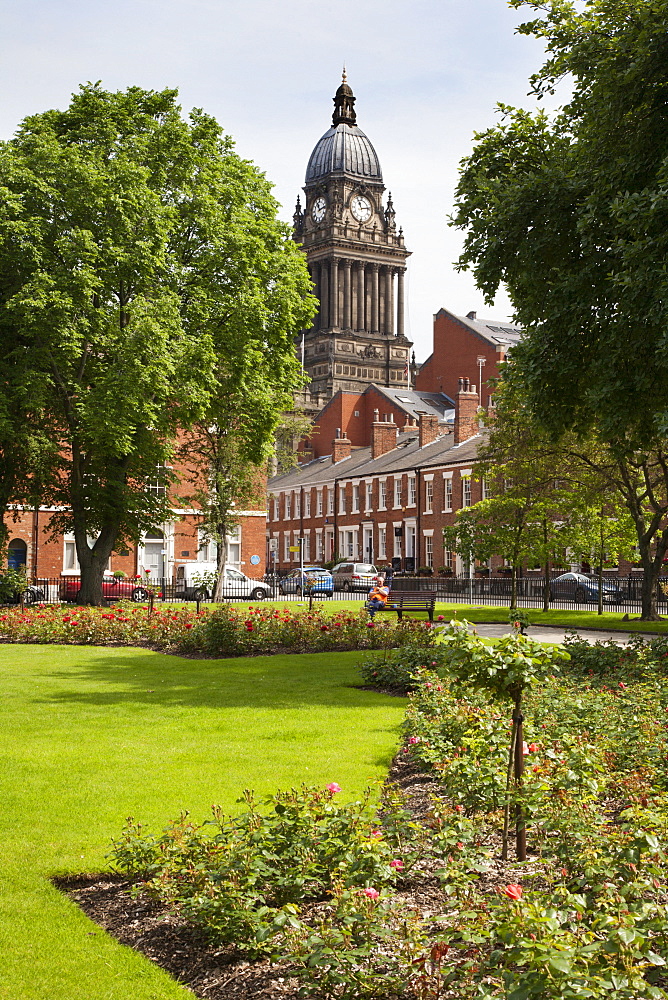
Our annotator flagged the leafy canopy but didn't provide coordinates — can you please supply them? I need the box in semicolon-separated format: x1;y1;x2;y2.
453;0;668;446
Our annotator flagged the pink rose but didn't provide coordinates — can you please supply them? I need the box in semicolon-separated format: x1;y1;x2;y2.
363;888;379;899
389;859;404;870
500;884;523;900
326;782;341;794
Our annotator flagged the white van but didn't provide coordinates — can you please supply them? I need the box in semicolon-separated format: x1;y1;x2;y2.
175;562;270;601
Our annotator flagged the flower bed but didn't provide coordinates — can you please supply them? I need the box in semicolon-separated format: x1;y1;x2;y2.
0;602;434;657
92;628;668;997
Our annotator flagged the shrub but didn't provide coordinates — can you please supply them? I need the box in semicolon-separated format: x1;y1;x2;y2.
110;784;409;958
0;602;435;658
359;638;444;693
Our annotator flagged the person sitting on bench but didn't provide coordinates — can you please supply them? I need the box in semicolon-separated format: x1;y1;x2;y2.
366;578;389;618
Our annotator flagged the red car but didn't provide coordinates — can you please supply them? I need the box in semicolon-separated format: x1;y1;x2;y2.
61;575;151;603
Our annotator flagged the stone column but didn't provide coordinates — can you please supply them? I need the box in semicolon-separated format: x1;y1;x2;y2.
370;264;379;333
379;267;388;332
310;264;320;330
396;268;405;338
355;262;365;331
387;268;395;336
342;259;352;330
320;262;329;329
330;258;339;329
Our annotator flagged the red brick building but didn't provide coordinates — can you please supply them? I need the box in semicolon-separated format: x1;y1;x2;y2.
302;382;454;460
268;381;483;574
5;452;268;585
416;307;521;407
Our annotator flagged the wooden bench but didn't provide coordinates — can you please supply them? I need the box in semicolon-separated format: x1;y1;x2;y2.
370;591;436;622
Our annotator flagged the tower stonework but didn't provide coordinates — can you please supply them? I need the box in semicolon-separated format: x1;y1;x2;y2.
294;75;412;402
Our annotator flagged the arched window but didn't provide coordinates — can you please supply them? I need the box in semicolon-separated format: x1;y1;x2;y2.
7;539;27;570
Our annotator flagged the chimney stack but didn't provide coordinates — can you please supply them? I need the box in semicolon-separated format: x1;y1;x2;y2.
418;411;440;448
467;310;477;321
371;417;398;459
332;427;352;463
454;379;480;444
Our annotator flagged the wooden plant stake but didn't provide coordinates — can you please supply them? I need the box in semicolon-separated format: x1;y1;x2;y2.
501;714;519;861
513;694;527;861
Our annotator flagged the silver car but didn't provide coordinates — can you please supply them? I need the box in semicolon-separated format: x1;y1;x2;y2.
331;562;380;593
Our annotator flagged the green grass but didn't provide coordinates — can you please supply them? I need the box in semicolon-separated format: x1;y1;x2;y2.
204;597;668;633
429;603;668;633
0;645;405;1000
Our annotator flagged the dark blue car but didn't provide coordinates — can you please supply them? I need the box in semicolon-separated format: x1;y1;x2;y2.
549;572;623;604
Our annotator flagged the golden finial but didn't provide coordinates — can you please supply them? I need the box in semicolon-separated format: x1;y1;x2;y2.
342;65;347;84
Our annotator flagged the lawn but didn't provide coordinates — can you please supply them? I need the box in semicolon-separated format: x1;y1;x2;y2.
213;598;668;633
0;644;405;1000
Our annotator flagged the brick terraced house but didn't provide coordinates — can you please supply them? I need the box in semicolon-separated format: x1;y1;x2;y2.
267;380;483;574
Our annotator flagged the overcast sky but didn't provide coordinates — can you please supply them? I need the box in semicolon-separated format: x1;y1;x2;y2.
1;0;553;360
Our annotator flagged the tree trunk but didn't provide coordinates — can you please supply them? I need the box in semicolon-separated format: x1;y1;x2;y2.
597;524;604;616
510;565;518;610
213;531;229;603
542;520;550;613
636;531;667;621
74;522;118;605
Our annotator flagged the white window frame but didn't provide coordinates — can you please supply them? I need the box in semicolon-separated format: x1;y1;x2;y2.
352;485;360;513
424;479;433;513
462;476;472;509
285;493;292;520
339;485;347;514
394;478;402;509
408;476;416;507
317;490;323;517
379;479;387;510
365;481;373;512
378;525;387;560
304;491;311;518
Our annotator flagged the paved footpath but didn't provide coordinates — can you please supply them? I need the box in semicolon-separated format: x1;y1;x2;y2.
466;623;657;645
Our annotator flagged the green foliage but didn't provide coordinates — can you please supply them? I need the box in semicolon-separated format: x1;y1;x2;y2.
0;83;314;603
438;619;566;700
0;567;28;604
453;0;668;446
110;785;407;958
178;604;434;657
359;638;445;693
0;601;436;657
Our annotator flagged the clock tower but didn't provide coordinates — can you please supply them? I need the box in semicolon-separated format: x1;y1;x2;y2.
294;74;412;401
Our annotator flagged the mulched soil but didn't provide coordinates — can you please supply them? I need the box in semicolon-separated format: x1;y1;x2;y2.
54;748;528;999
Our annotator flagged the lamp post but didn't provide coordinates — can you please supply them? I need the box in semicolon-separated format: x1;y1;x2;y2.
477;356;486;405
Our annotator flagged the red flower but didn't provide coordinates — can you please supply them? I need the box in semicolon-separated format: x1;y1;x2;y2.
500;884;523;900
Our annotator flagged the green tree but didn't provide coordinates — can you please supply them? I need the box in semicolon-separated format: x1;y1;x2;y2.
0;84;314;604
452;0;668;618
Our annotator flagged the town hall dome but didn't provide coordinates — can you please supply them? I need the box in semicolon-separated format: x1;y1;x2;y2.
305;73;383;183
305;124;382;183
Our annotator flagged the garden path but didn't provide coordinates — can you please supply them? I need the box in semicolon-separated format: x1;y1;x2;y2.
465;623;654;644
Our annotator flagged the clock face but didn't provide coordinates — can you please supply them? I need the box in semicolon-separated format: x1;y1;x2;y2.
311;196;326;223
351;195;372;222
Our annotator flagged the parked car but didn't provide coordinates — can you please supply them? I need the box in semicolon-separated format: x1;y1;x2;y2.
0;576;45;605
175;562;271;601
331;562;381;593
549;572;623;604
279;567;334;596
61;574;151;603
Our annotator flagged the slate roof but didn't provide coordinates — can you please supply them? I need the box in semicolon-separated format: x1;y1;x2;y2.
437;307;522;349
268;430;482;492
370;384;455;423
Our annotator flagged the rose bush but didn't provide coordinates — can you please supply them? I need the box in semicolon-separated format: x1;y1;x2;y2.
0;602;432;657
